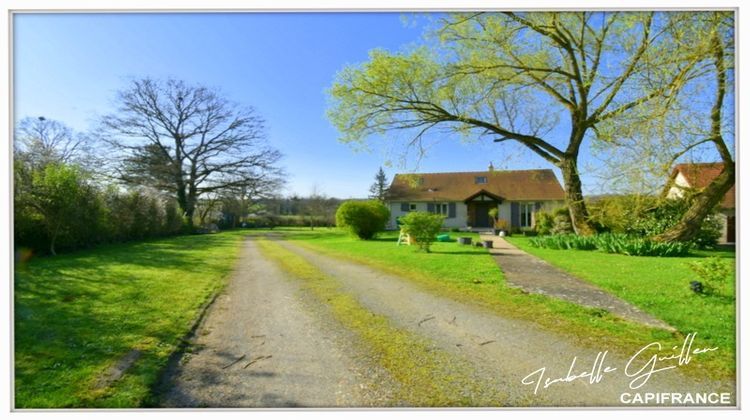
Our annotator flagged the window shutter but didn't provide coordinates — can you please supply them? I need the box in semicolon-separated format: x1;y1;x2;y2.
427;203;435;213
400;203;409;212
448;203;456;218
510;202;520;228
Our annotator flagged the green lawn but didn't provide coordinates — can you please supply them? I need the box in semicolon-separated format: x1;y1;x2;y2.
506;236;736;376
275;230;727;369
14;227;736;408
14;231;246;408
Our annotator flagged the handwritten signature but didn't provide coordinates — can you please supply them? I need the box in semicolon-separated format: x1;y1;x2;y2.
521;332;718;395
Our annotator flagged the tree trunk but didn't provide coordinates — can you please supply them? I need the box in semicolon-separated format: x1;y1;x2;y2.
49;223;60;256
558;157;596;236
654;164;734;243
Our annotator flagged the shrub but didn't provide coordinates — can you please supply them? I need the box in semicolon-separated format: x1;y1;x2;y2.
494;218;509;231
530;233;692;257
399;211;445;252
488;208;498;222
587;195;658;234
588;194;722;249
551;207;573;235
534;210;554;235
687;257;733;295
335;200;390;240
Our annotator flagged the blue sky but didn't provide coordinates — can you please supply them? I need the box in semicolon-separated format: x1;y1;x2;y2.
12;12;728;198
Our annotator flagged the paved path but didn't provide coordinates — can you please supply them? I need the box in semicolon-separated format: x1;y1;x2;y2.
159;239;393;407
479;234;674;330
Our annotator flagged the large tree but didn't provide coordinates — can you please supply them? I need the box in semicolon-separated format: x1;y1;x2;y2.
328;12;703;235
102;78;282;229
654;13;734;242
590;12;734;242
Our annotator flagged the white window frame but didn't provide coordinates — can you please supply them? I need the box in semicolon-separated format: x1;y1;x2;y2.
434;203;448;216
475;176;488;184
520;203;534;227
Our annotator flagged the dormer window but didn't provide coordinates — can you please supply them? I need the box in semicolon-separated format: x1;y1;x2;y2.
475;176;487;184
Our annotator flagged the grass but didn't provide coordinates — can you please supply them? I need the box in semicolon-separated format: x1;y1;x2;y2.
256;238;505;406
14;231;246;408
270;228;734;379
507;236;736;377
14;226;736;407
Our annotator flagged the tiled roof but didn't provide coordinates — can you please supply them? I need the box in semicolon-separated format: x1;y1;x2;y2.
385;169;565;202
672;162;735;209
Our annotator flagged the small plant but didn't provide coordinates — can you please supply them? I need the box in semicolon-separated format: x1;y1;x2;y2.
488;207;498;221
335;200;390;240
400;211;445;252
687;257;733;295
494;219;509;231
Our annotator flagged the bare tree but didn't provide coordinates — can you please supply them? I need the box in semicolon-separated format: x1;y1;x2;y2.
102;78;282;229
304;185;330;230
15;116;89;168
219;170;285;227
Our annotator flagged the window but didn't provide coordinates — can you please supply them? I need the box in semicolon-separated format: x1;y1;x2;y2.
409;203;417;212
520;203;534;227
475;176;487;184
433;203;448;215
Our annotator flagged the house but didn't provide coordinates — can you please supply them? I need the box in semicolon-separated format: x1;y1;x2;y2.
665;162;736;244
385;165;566;231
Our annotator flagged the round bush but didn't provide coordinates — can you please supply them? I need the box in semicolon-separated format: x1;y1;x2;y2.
400;211;445;252
335;200;390;239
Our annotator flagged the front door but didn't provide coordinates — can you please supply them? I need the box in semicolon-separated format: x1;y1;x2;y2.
472;202;495;228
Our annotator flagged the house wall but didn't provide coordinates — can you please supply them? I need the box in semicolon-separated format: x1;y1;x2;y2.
666;172;734;244
666;172;691;199
388;199;565;230
717;209;736;244
387;201;468;229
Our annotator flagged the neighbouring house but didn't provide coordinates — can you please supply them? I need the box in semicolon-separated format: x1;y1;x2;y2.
665;162;736;244
385;165;566;231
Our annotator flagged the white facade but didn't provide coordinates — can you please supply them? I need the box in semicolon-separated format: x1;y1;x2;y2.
666;171;735;244
388;201;467;229
666;172;691;199
387;200;564;230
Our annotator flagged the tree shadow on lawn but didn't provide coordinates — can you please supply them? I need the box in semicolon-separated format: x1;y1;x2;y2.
17;234;240;273
13;233;243;407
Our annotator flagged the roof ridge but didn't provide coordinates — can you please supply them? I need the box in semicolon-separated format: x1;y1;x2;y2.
393;168;554;176
675;162;726;167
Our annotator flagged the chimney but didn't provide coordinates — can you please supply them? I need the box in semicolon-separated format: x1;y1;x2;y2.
488;162;494;172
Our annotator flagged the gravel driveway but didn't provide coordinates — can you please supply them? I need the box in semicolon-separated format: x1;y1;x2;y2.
276;240;735;407
159;239;394;407
160;236;735;407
